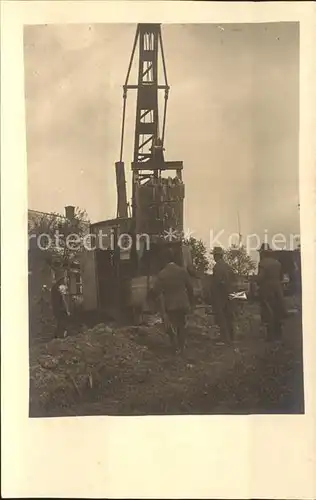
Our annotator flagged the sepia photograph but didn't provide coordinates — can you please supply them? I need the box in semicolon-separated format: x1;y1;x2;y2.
25;21;304;418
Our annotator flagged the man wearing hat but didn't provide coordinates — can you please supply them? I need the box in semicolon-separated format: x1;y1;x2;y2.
211;246;235;344
51;269;70;338
149;246;194;354
257;243;285;341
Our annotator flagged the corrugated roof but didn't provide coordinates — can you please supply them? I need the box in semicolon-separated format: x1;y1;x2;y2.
28;209;66;219
28;209;90;229
28;209;67;228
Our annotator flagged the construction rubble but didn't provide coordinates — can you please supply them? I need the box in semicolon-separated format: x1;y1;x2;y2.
29;305;261;415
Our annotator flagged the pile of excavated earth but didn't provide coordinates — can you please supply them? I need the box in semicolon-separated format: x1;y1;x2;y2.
30;322;154;413
29;305;259;415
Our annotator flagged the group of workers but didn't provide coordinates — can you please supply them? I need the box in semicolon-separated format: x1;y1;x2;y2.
149;243;287;354
50;242;287;351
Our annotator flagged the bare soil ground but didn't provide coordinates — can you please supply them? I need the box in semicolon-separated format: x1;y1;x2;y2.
29;301;304;417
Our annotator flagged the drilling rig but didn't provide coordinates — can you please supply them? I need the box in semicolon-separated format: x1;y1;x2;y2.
116;23;185;276
84;24;189;317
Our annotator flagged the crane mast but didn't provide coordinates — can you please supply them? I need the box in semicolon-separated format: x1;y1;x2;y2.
133;24;165;169
117;23;184;273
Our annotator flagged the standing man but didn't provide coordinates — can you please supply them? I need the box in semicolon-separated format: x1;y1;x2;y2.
257;243;286;341
211;246;235;344
149;246;194;354
51;270;70;338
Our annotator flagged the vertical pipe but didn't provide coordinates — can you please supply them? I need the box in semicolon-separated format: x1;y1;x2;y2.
119;92;127;162
161;89;169;146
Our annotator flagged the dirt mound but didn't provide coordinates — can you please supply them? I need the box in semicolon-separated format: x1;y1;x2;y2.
29;305;263;416
29;322;162;414
186;303;261;340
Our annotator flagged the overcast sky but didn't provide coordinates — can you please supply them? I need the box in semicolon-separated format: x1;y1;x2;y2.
24;22;300;253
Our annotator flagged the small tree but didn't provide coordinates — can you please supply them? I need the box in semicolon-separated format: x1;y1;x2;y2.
224;244;256;276
28;208;90;339
28;207;89;274
185;236;210;274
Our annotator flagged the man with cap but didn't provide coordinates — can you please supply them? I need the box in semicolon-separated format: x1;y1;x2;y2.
211;246;235;344
257;243;286;341
149;246;194;354
51;269;70;338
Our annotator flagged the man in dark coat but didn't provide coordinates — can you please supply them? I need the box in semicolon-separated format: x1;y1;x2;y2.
51;270;70;338
150;247;194;353
211;246;235;344
257;243;286;341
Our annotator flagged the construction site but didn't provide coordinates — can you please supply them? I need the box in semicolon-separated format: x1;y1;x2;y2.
28;24;304;417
